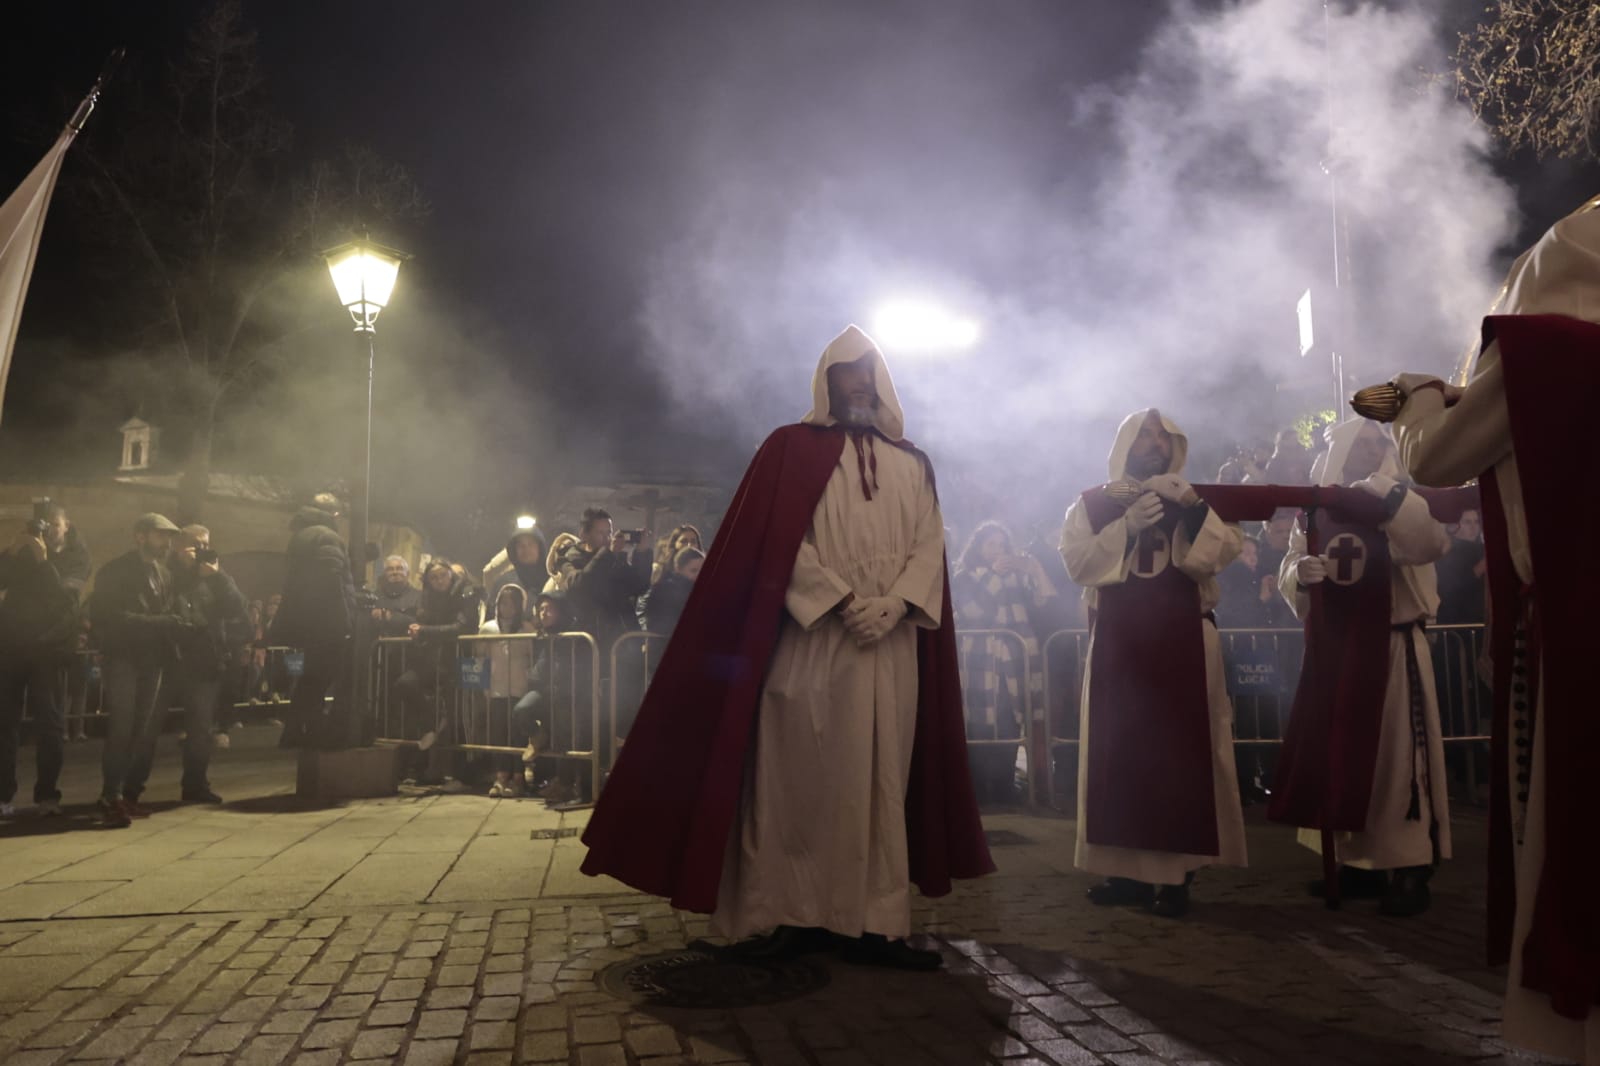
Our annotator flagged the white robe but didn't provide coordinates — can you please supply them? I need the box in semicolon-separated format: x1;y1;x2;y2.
1059;496;1248;885
711;438;946;939
1395;344;1596;1063
1278;484;1453;869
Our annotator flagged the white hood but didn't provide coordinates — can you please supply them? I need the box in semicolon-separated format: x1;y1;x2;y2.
1318;419;1400;487
1107;408;1188;481
1459;195;1600;380
800;324;906;441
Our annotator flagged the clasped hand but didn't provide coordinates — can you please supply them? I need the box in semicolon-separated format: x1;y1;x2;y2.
842;595;906;647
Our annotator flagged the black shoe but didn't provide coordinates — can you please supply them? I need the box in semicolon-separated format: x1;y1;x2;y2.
841;933;943;972
1379;866;1433;917
181;789;224;805
1086;877;1155;906
725;925;835;962
1308;865;1389;900
1151;883;1190;918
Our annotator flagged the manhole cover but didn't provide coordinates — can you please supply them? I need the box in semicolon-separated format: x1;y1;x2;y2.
599;948;829;1009
983;829;1033;846
529;827;582;840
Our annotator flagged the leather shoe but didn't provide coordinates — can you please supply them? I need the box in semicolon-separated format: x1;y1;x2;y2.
841;933;943;971
1086;877;1154;906
725;925;835;962
1379;866;1433;917
1151;883;1190;918
1308;865;1389;900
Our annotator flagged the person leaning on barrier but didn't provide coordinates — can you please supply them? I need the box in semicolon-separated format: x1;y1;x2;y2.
481;583;536;798
164;525;251;806
520;590;595;807
0;505;83;818
372;555;421;637
951;520;1057;807
400;558;481;771
270;497;356;749
89;512;184;829
636;547;703;637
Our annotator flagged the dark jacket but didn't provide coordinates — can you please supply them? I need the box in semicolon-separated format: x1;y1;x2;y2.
408;572;480;683
271;507;356;648
565;542;650;646
637;572;693;636
52;526;92;600
374;580;422;637
0;547;80;655
171;565;252;679
89;549;178;659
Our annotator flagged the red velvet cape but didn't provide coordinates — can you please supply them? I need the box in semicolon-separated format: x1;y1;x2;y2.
579;422;994;913
1478;314;1600;1019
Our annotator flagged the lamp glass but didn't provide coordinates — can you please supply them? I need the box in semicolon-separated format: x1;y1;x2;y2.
515;515;537;531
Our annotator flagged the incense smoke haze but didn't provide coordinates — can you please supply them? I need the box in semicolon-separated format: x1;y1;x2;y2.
639;0;1517;529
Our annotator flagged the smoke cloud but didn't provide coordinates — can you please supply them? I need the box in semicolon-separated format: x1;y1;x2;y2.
638;0;1518;535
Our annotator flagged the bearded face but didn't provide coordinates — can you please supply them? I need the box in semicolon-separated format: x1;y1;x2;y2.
827;356;879;428
1126;411;1174;480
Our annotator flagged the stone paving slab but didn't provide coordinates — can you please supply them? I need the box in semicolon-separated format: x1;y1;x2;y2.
0;730;1569;1065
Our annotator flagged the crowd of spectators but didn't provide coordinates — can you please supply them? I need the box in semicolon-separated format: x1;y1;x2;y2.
0;438;1491;822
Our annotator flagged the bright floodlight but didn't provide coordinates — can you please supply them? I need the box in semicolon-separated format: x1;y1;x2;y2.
515;514;537;531
871;299;980;353
324;236;410;333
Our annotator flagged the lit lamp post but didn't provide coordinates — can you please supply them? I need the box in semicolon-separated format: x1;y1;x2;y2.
870;298;981;356
515;514;537;532
323;235;409;587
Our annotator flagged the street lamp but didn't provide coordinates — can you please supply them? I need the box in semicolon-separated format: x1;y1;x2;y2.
870;298;981;356
515;514;537;532
323;234;410;587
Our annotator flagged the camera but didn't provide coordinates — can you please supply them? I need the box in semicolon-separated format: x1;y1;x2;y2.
195;547;219;566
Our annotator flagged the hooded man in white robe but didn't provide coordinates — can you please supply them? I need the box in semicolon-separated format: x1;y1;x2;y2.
1059;409;1247;918
1387;199;1600;1063
710;325;955;970
1277;419;1452;915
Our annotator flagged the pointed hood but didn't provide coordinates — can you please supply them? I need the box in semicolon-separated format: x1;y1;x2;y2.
1107;408;1188;480
800;324;906;441
1317;419;1400;487
1460;195;1600;380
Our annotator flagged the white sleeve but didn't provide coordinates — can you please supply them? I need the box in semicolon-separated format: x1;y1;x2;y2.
887;479;946;630
1277;525;1312;621
1059;498;1132;589
1393;351;1513;487
1385;490;1452;566
1174;506;1242;582
784;528;854;631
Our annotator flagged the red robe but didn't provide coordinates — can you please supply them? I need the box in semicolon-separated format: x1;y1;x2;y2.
580;423;994;913
1478;314;1600;1019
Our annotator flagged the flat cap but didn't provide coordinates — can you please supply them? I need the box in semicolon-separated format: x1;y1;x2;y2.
134;512;180;534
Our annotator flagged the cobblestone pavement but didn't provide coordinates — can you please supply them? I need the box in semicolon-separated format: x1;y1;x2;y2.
0;734;1565;1066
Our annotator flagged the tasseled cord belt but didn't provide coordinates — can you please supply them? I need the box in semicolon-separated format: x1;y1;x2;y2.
849;430;881;501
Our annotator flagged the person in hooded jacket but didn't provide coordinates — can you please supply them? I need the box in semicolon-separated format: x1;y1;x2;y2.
269;497;356;749
399;559;480;778
495;530;548;602
480;582;536;797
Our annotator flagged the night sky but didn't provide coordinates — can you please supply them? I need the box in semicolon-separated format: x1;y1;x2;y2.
3;1;1597;559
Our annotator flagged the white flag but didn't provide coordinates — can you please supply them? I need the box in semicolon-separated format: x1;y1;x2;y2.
0;127;78;428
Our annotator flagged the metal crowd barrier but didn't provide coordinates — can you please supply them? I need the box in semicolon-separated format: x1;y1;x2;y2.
1038;623;1492;810
21;646;300;741
369;632;603;798
609;631;670;753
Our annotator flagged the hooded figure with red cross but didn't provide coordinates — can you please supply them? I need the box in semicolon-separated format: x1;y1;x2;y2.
1275;419;1453;916
1059;408;1248;918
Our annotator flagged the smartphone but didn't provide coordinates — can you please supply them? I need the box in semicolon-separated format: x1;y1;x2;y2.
195;547;219;566
618;529;644;547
